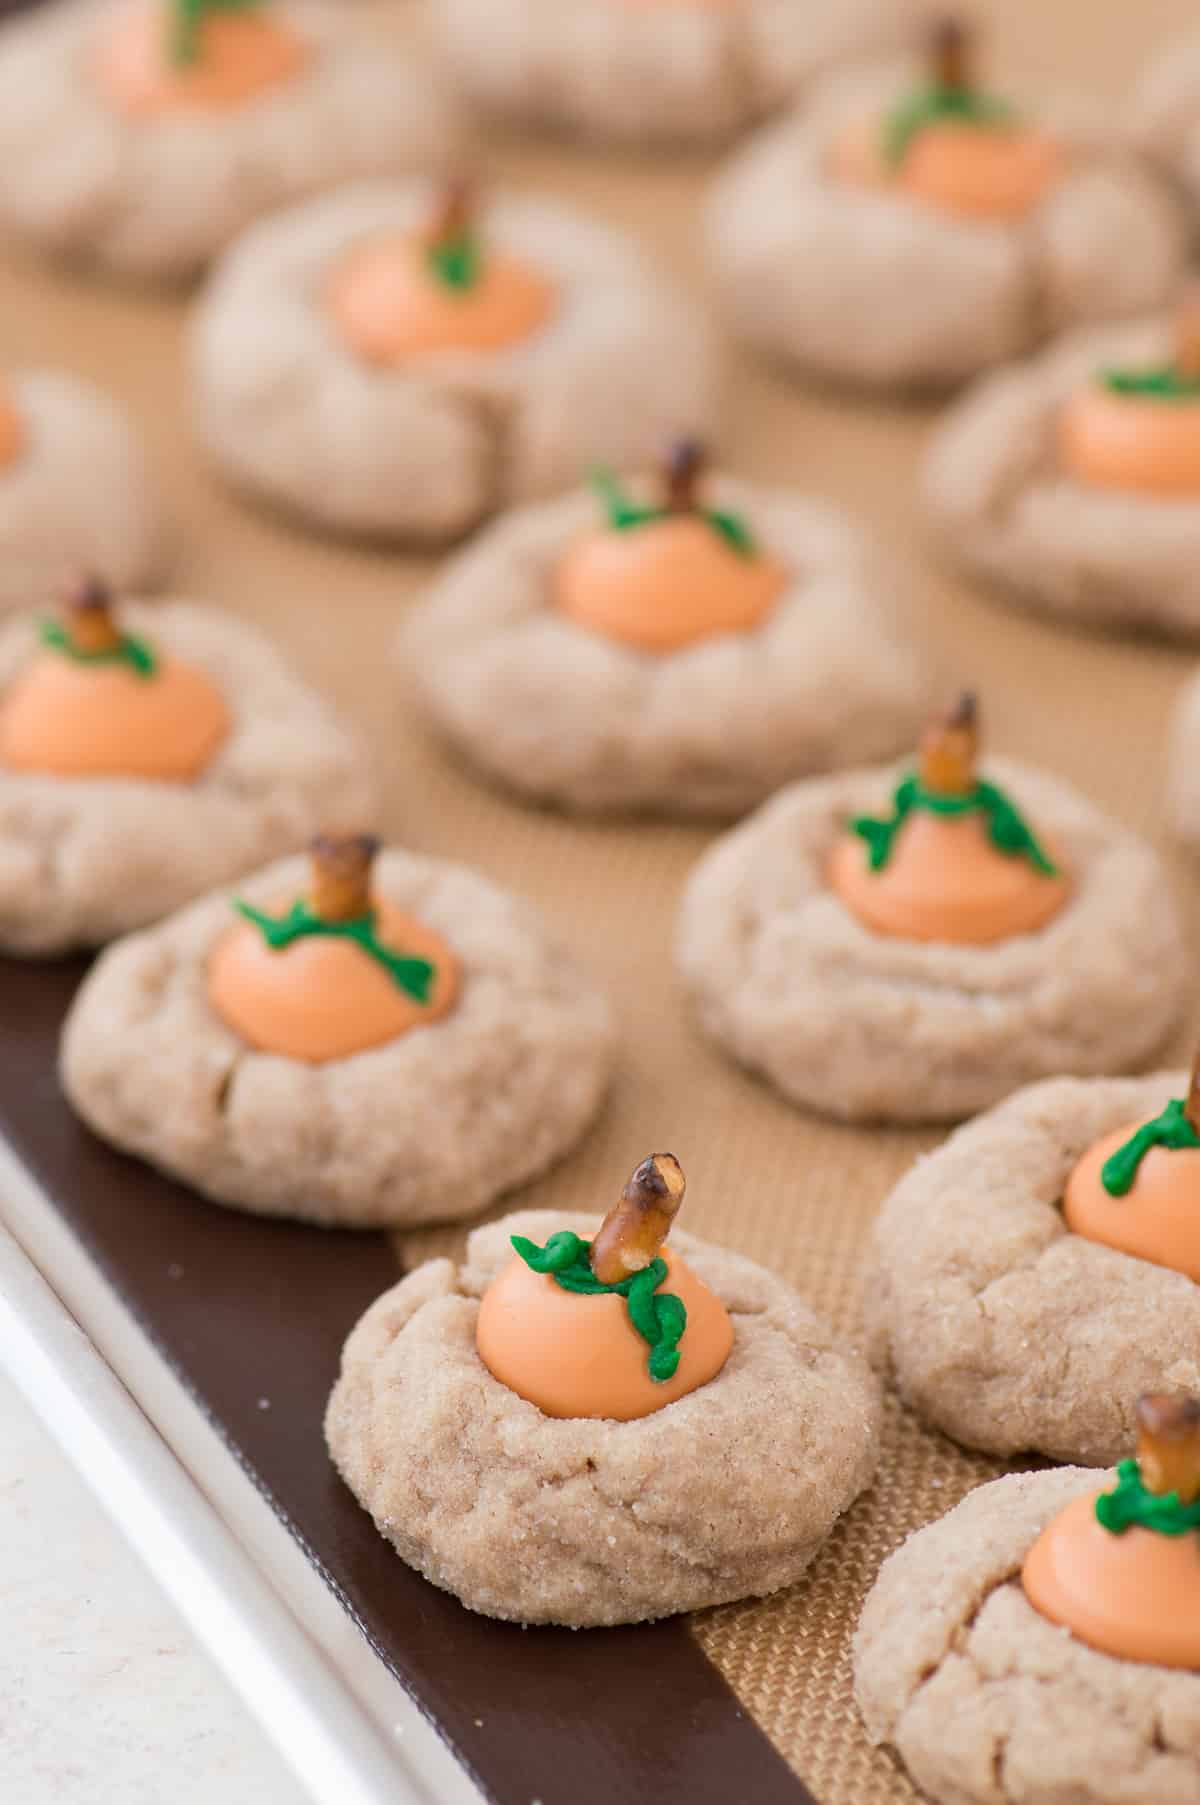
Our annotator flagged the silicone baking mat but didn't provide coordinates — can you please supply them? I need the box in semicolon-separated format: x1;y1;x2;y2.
2;0;1199;1800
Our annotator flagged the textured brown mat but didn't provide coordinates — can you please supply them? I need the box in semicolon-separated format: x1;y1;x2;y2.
2;0;1200;1798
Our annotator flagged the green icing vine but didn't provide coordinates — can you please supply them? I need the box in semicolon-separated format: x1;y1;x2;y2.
233;899;435;1003
883;83;1016;168
1101;367;1200;402
589;469;757;559
851;774;1058;876
427;234;481;292
1095;1457;1200;1536
1100;1097;1200;1197
171;0;262;69
40;619;157;679
511;1229;687;1384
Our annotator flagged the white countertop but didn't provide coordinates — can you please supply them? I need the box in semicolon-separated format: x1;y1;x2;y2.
1;1372;305;1805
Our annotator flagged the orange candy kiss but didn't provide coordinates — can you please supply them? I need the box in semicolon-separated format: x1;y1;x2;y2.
0;582;229;782
1023;1397;1200;1670
828;694;1070;946
556;442;786;654
476;1154;735;1421
207;835;459;1064
1059;302;1200;499
0;386;26;472
328;183;555;366
94;2;308;117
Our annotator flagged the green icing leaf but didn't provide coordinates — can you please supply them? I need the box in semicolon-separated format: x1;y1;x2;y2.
39;619;157;679
850;774;1058;877
586;468;758;560
1096;1458;1200;1536
1100;1097;1200;1197
427;234;481;292
511;1231;687;1384
1101;366;1200;402
883;83;1016;168
171;0;262;69
233;899;435;1004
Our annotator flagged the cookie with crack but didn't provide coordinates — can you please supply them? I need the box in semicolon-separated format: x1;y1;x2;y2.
868;1058;1200;1466
402;439;927;817
191;180;716;543
855;1398;1200;1805
707;18;1187;393
325;1155;881;1624
61;834;616;1226
0;581;372;954
0;371;162;611
433;0;910;148
927;300;1200;640
676;693;1183;1124
0;0;463;281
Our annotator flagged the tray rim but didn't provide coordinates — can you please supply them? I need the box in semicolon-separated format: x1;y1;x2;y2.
0;1132;485;1805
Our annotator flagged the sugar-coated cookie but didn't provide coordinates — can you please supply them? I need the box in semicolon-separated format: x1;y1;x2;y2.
326;1173;881;1624
0;372;162;610
61;840;616;1226
403;443;926;817
677;698;1183;1123
708;24;1187;392
0;0;463;281
433;0;910;148
192;181;716;542
855;1456;1200;1805
0;588;371;953
927;308;1200;640
867;1071;1200;1465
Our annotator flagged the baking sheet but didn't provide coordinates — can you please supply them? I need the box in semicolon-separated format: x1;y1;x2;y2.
2;0;1200;1800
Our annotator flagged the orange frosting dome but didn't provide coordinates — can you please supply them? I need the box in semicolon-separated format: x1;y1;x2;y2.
828;808;1069;945
555;516;786;654
207;894;459;1063
0;387;26;472
476;1246;734;1421
1059;384;1200;498
94;2;309;117
1023;1489;1200;1669
1064;1123;1200;1282
327;236;556;366
832;113;1063;222
0;649;230;781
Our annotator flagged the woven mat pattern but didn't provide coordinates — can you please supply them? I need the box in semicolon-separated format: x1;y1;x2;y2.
6;0;1198;1794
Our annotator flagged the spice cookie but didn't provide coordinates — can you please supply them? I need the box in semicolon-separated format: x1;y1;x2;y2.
855;1400;1200;1805
61;835;616;1226
402;440;926;817
707;20;1187;393
326;1156;882;1625
867;1063;1200;1466
0;371;162;611
192;180;716;544
1132;30;1200;228
0;584;371;955
676;695;1183;1125
926;302;1200;640
433;0;911;148
0;0;463;281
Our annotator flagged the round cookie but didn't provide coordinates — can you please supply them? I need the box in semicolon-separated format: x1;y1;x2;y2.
325;1189;881;1624
61;847;616;1226
0;0;463;281
707;30;1187;392
191;181;716;543
1132;30;1200;230
676;730;1183;1124
402;446;927;817
926;311;1200;640
855;1460;1200;1805
0;591;372;954
0;371;162;611
433;0;911;148
865;1071;1200;1465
